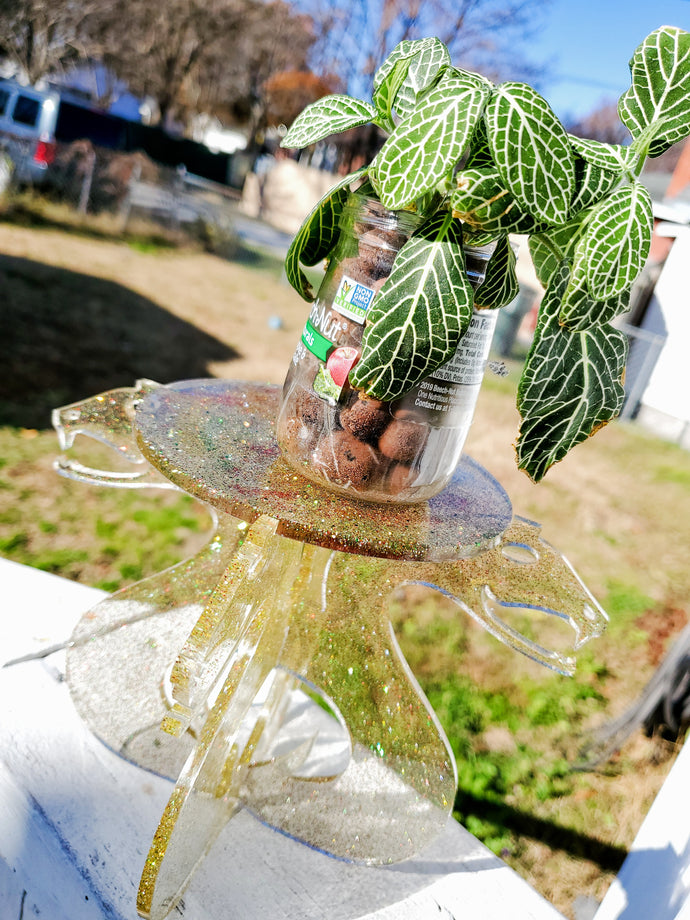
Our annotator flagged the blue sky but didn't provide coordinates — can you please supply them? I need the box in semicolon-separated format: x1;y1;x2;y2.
532;0;690;121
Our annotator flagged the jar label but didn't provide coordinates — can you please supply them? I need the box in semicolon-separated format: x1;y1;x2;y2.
333;274;376;323
393;310;497;426
430;310;496;386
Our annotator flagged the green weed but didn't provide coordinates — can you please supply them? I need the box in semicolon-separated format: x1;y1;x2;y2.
32;548;90;572
131;505;200;533
602;579;656;636
653;464;690;489
0;531;29;552
418;658;609;855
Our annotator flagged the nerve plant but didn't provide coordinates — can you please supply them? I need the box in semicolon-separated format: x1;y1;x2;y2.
280;26;690;481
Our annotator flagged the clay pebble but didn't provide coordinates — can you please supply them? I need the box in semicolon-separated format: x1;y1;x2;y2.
384;462;417;494
340;395;390;443
295;386;327;427
378;418;429;465
312;429;383;489
282;416;320;453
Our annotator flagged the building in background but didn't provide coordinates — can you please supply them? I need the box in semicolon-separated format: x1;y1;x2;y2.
620;140;690;448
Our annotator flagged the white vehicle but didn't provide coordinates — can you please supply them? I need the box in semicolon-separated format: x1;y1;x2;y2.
0;79;59;184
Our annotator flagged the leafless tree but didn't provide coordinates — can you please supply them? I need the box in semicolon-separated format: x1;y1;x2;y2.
81;0;315;134
193;2;317;141
566;100;631;145
81;0;248;128
0;0;93;83
296;0;552;100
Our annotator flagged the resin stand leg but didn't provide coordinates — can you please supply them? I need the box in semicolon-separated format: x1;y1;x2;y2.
65;510;247;777
401;515;609;676
64;511;608;920
137;516;458;920
138;516;310;918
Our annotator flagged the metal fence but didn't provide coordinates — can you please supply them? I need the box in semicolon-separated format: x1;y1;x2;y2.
2;138;244;238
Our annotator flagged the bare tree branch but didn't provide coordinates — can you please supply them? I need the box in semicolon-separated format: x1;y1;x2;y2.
0;0;95;83
79;0;314;131
298;0;552;99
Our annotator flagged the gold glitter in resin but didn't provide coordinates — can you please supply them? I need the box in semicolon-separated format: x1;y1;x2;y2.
53;379;175;490
134;380;513;562
165;515;280;737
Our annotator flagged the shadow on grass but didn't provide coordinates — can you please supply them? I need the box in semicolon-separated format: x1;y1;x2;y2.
0;254;239;429
456;790;628;872
222;239;288;278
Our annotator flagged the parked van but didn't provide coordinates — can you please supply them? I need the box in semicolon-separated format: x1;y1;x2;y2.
0;79;59;184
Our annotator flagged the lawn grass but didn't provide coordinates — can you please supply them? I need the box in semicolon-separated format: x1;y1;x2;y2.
0;427;212;591
1;203;689;918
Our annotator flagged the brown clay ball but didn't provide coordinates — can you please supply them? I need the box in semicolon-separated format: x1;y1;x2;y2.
356;242;397;282
295;387;327;428
340;395;390;443
354;223;409;253
391;406;426;423
385;462;417;495
312;430;383;490
378;418;428;465
281;416;320;454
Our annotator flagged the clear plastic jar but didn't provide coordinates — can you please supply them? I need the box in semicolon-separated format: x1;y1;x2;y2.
277;193;496;503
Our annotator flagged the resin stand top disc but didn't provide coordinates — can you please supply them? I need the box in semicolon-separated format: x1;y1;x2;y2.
135;379;512;562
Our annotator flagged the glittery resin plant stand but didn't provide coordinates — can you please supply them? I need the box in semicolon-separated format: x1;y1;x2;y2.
53;378;608;920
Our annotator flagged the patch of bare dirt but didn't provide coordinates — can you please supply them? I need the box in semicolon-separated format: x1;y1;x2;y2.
636;605;688;665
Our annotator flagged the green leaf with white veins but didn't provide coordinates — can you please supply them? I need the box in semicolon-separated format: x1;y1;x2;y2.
374;74;491;210
463;227;502;247
516;264;628;482
373;39;435;96
284;169;367;301
451;167;542;234
559;258;630;330
583;182;652;299
282;95;378;149
473;234;519;309
465;117;495;168
568;136;638;173
350;212;473;400
618;26;690;157
569;156;621;216
374;38;452;121
373;58;411;131
529;222;581;286
486;83;576;224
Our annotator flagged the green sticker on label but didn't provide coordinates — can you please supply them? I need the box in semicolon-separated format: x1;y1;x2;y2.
302;319;334;362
